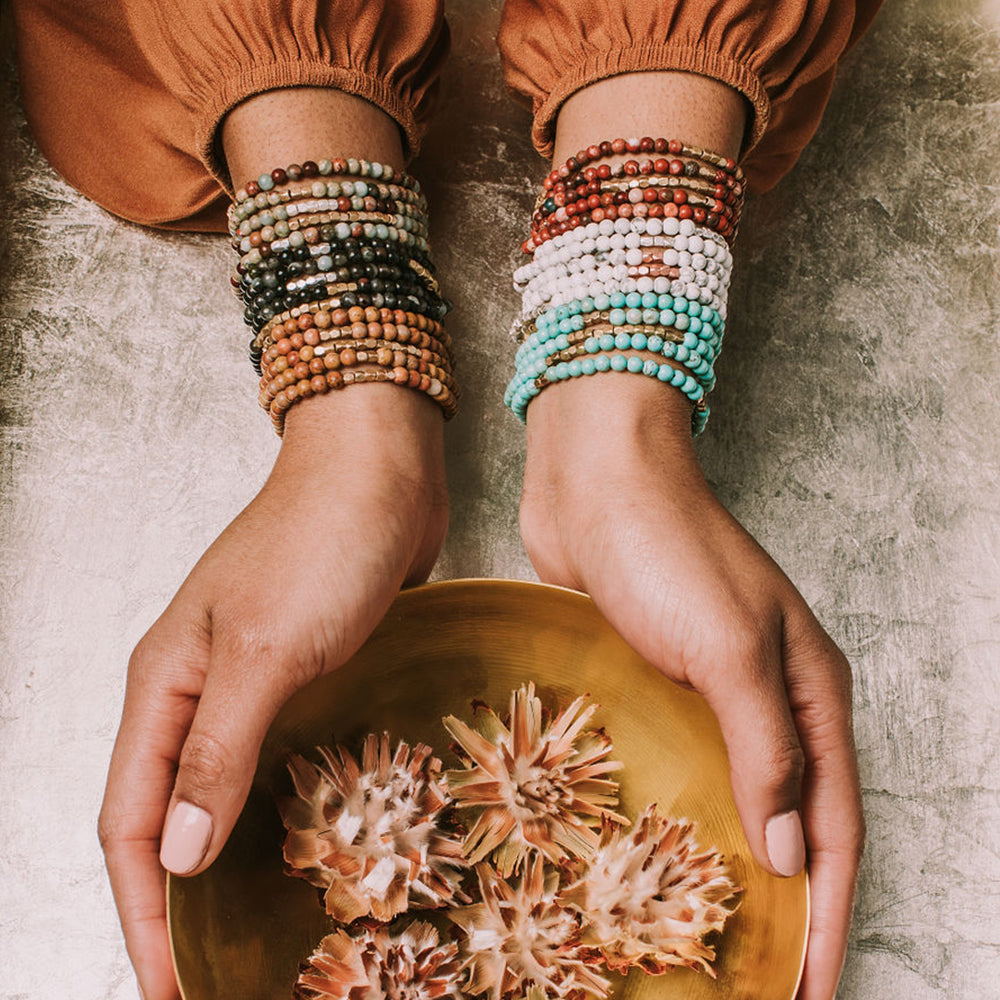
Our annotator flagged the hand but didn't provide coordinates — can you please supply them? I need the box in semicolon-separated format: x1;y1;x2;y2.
520;377;864;1000
98;388;448;1000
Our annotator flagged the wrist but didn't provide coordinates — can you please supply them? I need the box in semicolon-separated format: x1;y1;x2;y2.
523;376;711;513
527;374;700;459
274;384;446;490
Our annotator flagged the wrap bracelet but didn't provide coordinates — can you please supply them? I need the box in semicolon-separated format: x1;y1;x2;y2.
507;137;740;433
230;157;455;430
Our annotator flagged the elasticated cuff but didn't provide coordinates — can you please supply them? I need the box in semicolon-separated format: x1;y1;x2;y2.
192;60;428;197
528;41;770;162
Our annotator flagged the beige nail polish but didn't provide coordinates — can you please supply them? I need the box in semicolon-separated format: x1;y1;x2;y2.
159;801;213;875
765;810;806;876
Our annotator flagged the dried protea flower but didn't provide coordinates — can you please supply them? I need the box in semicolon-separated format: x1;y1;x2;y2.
278;732;467;923
294;921;464;1000
443;683;626;876
560;807;741;976
449;854;612;1000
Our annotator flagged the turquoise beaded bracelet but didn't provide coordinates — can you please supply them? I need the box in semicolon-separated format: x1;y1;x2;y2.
505;350;708;431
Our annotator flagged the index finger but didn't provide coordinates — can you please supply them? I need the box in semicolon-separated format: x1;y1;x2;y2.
99;627;205;1000
783;610;865;1000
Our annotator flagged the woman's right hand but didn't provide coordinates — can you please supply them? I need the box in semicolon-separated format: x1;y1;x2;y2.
97;386;448;1000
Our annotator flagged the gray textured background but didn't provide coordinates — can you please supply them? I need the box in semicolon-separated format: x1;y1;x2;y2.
1;0;998;997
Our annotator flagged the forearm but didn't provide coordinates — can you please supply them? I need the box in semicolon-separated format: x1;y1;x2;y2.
519;74;861;1000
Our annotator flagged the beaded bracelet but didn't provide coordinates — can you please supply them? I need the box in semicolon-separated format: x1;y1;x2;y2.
238;222;430;269
519;271;727;320
237;259;442;317
245;268;443;316
234;195;426;235
246;285;443;335
524;143;745;254
243;210;429;248
238;237;440;286
260;352;457;410
522;295;724;338
510;312;720;383
259;339;453;382
515;220;732;312
249;282;444;335
512;283;727;344
257;301;449;346
515;244;727;298
543;138;743;185
517;316;721;364
231;158;455;431
540;160;742;201
267;367;458;433
235;210;430;254
533;177;738;225
529;197;736;247
260;321;453;361
235;158;421;201
516;232;730;278
260;331;453;378
507;137;742;433
514;338;718;393
505;351;707;423
508;348;709;403
518;252;728;295
238;231;436;269
510;352;715;407
252;307;452;375
231;180;427;230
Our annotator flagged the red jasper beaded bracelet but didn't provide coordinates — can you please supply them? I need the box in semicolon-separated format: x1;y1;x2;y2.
542;138;743;189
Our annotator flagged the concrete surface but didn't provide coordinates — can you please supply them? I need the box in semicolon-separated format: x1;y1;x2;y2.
1;0;998;997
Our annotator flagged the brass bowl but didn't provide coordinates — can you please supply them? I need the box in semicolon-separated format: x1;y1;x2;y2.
168;578;807;999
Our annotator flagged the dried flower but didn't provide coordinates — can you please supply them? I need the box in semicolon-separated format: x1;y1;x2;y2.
561;807;741;976
294;921;464;1000
450;855;612;1000
279;732;467;922
443;683;626;876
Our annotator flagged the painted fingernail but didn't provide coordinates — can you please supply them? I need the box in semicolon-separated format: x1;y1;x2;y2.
159;801;212;875
765;810;806;876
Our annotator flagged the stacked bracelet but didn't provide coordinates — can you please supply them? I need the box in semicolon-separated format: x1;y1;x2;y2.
228;158;456;433
506;137;743;435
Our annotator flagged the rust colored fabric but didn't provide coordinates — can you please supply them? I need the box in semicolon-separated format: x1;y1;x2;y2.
12;0;881;232
498;0;884;193
11;0;449;230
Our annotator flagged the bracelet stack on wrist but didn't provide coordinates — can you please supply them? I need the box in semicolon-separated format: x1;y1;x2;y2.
505;138;744;435
227;158;456;434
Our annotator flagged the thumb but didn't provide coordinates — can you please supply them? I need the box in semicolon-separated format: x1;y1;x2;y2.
592;578;809;880
696;626;808;878
158;643;304;877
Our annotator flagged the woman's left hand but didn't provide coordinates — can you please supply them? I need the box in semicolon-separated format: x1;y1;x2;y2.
519;376;865;1000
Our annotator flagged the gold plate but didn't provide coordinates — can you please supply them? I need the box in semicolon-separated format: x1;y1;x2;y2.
168;579;808;1000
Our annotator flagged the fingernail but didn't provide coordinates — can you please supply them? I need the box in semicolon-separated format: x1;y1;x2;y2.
160;801;212;875
137;983;145;1000
765;809;806;876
